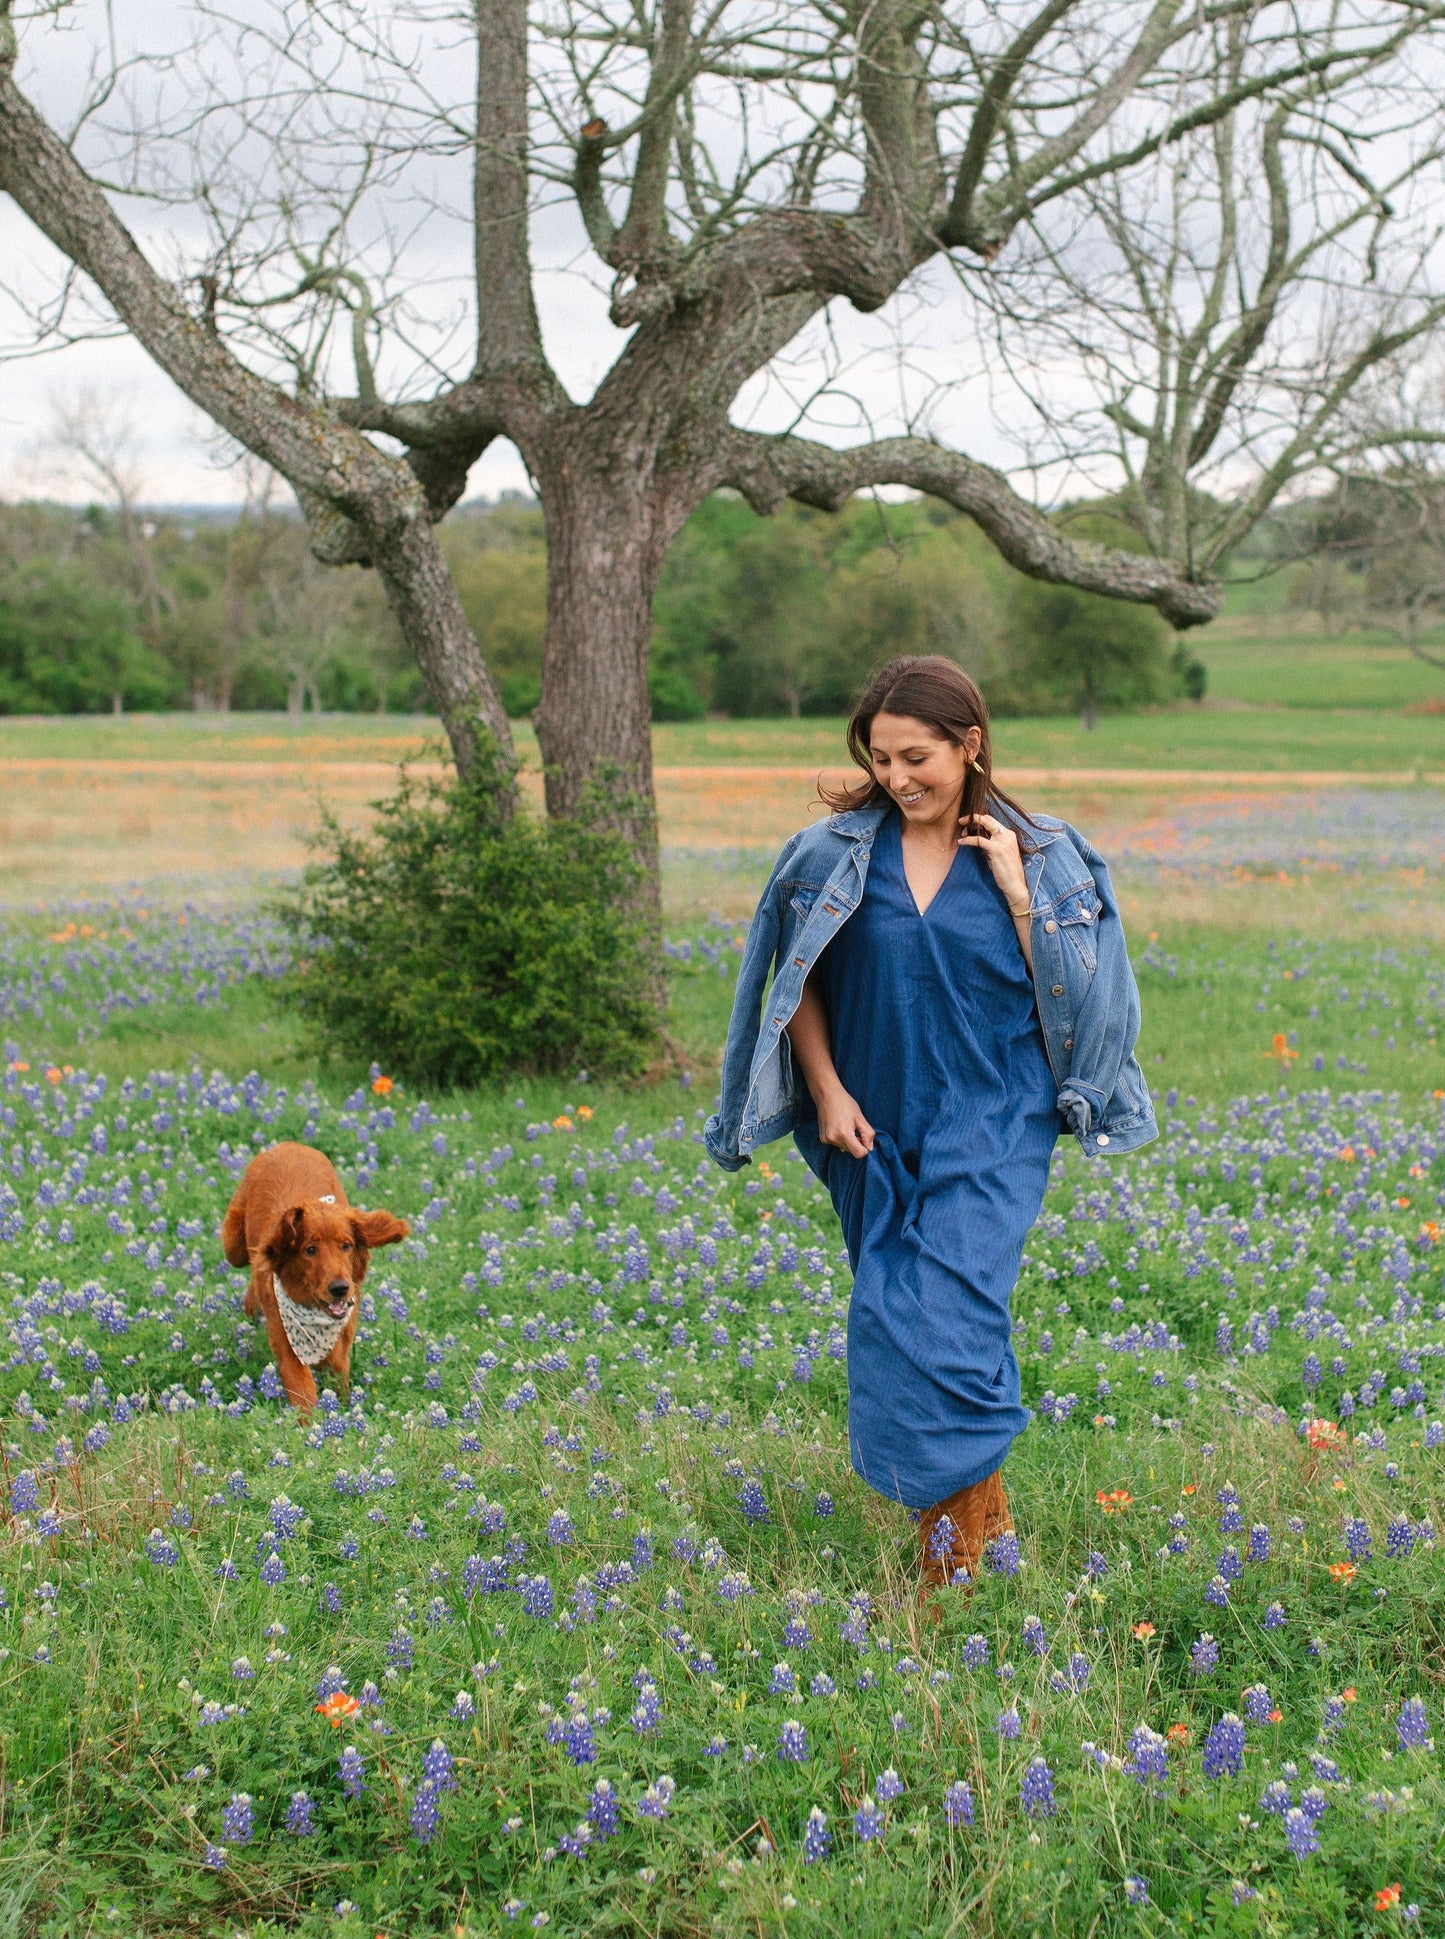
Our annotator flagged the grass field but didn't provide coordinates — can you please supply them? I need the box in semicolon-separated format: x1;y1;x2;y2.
2;650;1445;1936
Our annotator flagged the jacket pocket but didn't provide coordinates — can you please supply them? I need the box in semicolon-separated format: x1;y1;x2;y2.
1051;884;1102;975
789;882;825;919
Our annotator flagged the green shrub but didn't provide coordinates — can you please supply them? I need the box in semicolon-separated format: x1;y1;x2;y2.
277;743;659;1085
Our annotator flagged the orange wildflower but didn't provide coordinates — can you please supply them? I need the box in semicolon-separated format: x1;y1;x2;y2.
1328;1560;1357;1582
1341;1687;1358;1703
316;1691;361;1725
7;1060;28;1073
1337;1145;1356;1162
1409;1164;1426;1177
1096;1488;1133;1513
1132;1621;1156;1640
1265;1032;1298;1061
576;1105;593;1120
1181;1483;1196;1496
1268;1708;1282;1724
1305;1417;1346;1452
1166;1723;1189;1744
1375;1884;1401;1911
552;1114;573;1131
1396;1196;1411;1209
371;1075;393;1095
1421;1222;1441;1245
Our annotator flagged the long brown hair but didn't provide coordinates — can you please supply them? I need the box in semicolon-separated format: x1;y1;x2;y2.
818;655;1037;837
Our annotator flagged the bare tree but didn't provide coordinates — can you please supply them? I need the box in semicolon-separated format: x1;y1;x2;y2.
49;385;171;660
6;0;1445;931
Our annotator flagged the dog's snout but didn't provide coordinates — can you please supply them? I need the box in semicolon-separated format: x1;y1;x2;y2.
327;1278;351;1298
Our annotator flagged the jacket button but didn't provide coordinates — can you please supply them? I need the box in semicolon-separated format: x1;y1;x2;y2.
1051;984;1064;996
1096;1133;1110;1146
1063;1038;1073;1049
1044;920;1057;933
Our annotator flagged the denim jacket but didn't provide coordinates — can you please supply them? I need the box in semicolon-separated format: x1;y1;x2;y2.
704;802;1157;1171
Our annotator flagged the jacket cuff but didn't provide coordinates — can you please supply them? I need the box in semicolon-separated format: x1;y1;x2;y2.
703;1116;751;1172
1056;1082;1107;1138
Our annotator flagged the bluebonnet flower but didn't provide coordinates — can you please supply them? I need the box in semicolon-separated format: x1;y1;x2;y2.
777;1718;809;1763
1343;1516;1372;1563
1397;1696;1431;1749
1386;1516;1415;1558
220;1794;253;1846
1021;1616;1048;1656
853;1799;885;1841
810;1672;836;1697
285;1791;317;1836
144;1529;179;1568
996;1707;1022;1739
423;1739;455;1792
630;1683;662;1734
1262;1602;1286;1630
202;1843;226;1870
874;1767;905;1802
813;1492;834;1519
1191;1634;1219;1675
985;1532;1021;1576
520;1575;555;1619
1247;1523;1271;1562
782;1618;813;1650
1204;1575;1231;1607
704;1735;728;1755
769;1662;796;1696
802;1806;831;1862
1242;1684;1273;1724
450;1690;476;1722
738;1479;769;1523
637;1775;675;1819
1298;1786;1328;1823
587;1779;619;1839
1282;1806;1319;1860
1321;1694;1346;1736
9;1472;40;1515
1259;1780;1292;1816
409;1780;440;1843
1020;1757;1056;1818
315;1665;346;1701
338;1745;366;1797
1085;1550;1108;1579
631;1532;654;1571
546;1510;575;1546
1201;1714;1245;1780
387;1630;415;1670
563;1712;597;1763
1125;1724;1167;1787
1124;1877;1149;1906
943;1779;975;1826
258;1550;286;1586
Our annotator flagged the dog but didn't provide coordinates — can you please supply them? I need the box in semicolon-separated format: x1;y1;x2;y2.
221;1141;408;1413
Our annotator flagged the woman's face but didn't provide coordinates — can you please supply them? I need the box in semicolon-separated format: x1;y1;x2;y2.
868;711;979;831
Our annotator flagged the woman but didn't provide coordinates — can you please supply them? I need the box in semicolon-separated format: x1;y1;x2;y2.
706;657;1156;1593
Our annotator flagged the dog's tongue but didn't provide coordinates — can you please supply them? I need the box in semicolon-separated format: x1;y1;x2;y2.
327;1298;350;1318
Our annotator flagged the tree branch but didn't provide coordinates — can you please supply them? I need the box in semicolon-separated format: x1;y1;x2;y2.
716;429;1221;627
473;0;550;376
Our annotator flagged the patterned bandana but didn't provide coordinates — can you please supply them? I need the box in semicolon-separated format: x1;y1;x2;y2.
272;1273;351;1367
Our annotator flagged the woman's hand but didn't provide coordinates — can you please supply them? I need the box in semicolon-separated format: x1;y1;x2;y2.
814;1086;876;1158
957;813;1030;917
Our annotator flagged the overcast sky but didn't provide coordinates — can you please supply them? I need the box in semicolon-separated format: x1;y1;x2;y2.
0;2;1067;512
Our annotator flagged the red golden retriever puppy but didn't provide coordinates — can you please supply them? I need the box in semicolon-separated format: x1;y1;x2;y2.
221;1141;408;1413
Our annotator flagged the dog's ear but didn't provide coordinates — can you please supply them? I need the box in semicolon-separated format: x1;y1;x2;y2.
263;1205;308;1267
352;1209;409;1250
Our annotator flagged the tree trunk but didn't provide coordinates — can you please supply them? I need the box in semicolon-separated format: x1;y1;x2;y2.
532;480;668;908
111;690;123;716
370;515;515;785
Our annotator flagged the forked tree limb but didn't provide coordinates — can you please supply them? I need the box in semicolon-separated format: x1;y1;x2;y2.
716;429;1222;629
0;14;514;773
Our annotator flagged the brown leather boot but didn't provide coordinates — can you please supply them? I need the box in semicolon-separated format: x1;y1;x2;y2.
918;1469;1013;1593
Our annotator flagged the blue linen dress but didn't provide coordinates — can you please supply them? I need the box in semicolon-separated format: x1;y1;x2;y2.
793;807;1058;1509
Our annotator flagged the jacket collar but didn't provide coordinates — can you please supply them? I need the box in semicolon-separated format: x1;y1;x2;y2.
827;799;1063;847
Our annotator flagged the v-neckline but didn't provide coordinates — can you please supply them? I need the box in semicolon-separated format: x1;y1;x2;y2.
895;814;960;920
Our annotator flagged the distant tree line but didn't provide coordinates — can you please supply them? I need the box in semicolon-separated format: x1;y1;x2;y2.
0;488;1207;724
